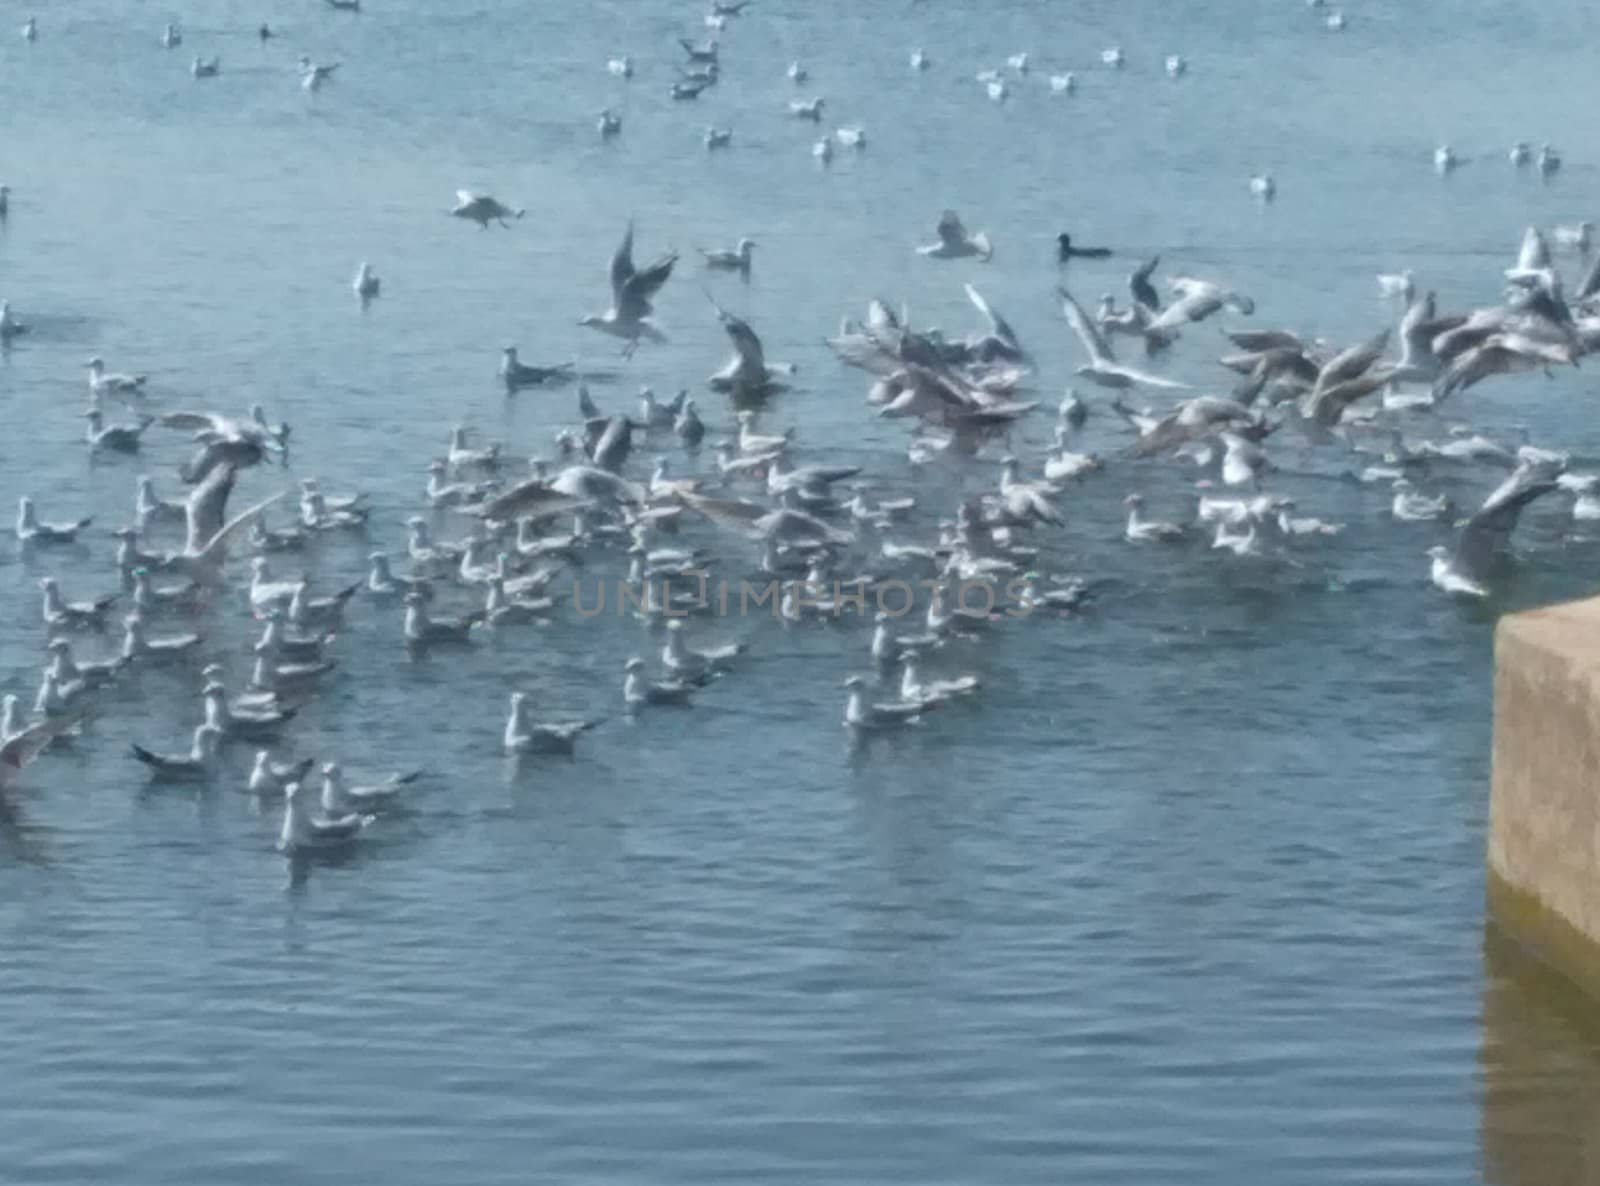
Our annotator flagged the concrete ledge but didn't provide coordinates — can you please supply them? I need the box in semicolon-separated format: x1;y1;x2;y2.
1489;597;1600;994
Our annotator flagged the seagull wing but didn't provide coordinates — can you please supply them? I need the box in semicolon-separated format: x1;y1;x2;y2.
473;478;588;522
1513;226;1552;274
194;489;288;562
609;221;637;306
964;283;1020;351
620;251;677;319
1057;287;1115;363
676;490;769;539
1130;256;1162;311
0;710;84;783
184;460;237;554
1455;463;1562;577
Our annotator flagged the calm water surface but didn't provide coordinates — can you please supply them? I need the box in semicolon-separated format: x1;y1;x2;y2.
3;1;1600;1182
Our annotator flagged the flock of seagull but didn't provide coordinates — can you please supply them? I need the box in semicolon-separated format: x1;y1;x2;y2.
0;1;1594;866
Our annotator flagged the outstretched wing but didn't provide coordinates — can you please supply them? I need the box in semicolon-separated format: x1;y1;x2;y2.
1130;256;1162;311
184;461;237;555
706;291;766;371
609;221;637;305
620;251;677;319
964;283;1019;351
675;490;768;539
474;478;588;523
1057;287;1115;363
1456;463;1562;576
936;210;966;247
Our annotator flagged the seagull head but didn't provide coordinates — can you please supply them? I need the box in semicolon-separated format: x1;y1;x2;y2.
842;675;865;689
625;657;645;673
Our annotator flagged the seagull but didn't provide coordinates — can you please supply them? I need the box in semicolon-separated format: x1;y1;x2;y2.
191;56;220;79
1058;288;1189;390
787;59;808;83
789;96;825;121
21;16;36;42
813;137;834;164
248;751;315;796
699;237;755;275
1509;142;1531;167
835;126;866;149
986;79;1007;102
353;262;379;299
1124;493;1186;542
85;410;154;453
402;592;481;646
917;210;993;261
41;577;117;631
46;639;127;688
661;620;745;682
298;56;339;91
1552;221;1593;254
320;762;418;814
450;190;525;229
447;425;501;471
1007;51;1029;74
1165;54;1186;77
499;347;574;391
579;221;675;355
1376;269;1415;301
0;301;24;341
503;692;598;755
1325;10;1345;30
87;357;147;400
258;23;273;41
899;650;980;705
680;37;719;63
704;126;732;150
1249;174;1276;202
161;22;182;48
1047;74;1076;95
623;657;695;709
608;55;633;78
278;780;371;854
1538;144;1561;178
1434;144;1460;174
130;725;222;780
1428;463;1563;597
843;675;927;730
17;498;90;545
598;108;622;138
910;49;929;71
1101;46;1123;67
1391;478;1450;522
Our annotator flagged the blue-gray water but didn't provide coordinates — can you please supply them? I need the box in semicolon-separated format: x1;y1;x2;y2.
4;1;1600;1182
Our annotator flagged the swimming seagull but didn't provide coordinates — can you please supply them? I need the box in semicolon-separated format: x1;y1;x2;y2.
608;55;633;78
402;591;482;646
1007;52;1029;75
1509;142;1531;167
1428;462;1563;597
0;301;17;344
1434;144;1459;174
278;780;371;854
503;692;598;755
910;49;929;71
320;762;418;814
1049;73;1076;94
918;210;993;261
298;56;339;90
41;577;117;631
789;96;825;121
21;16;35;41
813;137;834;163
161;22;182;48
88;357;147;399
598;108;622;138
450;190;525;229
1101;46;1123;67
1124;493;1186;542
1537;144;1561;178
1325;10;1345;30
623;658;695;709
986;79;1007;102
787;60;808;83
698;237;755;275
662;620;745;681
191;56;220;79
1249;174;1276;202
704;126;732;150
579;221;676;356
500;346;574;391
1552;222;1593;253
131;725;221;781
1166;54;1186;77
843;675;927;730
835;126;866;149
249;751;315;796
1391;478;1450;521
680;37;719;63
85;409;154;453
353;262;379;300
17;498;90;545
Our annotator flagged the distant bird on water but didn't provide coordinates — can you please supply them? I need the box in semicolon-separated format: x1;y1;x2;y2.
1057;233;1111;264
450;191;524;229
324;0;361;11
353;262;379;300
